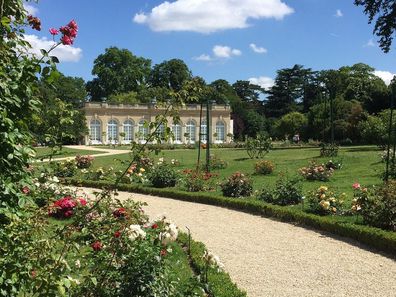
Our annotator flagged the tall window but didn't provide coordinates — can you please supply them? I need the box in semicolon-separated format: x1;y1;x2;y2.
90;120;101;142
123;120;134;142
107;119;118;143
200;119;207;143
172;122;182;143
216;121;225;142
138;119;149;142
157;123;166;141
186;120;196;143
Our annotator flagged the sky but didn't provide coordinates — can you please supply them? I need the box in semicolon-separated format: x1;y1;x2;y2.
23;0;396;89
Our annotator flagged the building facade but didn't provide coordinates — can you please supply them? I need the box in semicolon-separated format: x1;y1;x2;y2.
83;102;233;145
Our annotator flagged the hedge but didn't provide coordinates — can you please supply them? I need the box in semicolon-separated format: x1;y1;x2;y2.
177;233;246;297
64;178;396;256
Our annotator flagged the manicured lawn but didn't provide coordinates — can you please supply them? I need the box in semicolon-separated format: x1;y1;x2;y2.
88;146;384;204
34;147;105;158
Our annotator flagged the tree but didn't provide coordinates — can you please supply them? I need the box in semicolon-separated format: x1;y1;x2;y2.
87;47;151;100
149;59;192;91
275;112;307;139
354;0;396;53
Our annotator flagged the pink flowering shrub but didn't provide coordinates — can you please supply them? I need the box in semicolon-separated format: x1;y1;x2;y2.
221;172;253;198
75;155;94;169
299;161;334;181
48;195;87;219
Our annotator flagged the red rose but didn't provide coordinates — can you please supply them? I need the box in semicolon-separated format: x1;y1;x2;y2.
64;210;73;218
91;241;102;251
67;19;78;31
114;231;121;238
151;223;158;229
160;249;167;257
49;28;59;35
113;208;127;218
27;15;41;31
22;186;30;194
60;35;73;45
77;198;87;206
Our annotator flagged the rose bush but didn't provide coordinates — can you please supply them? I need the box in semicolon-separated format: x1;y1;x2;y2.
221;172;253;198
299;161;334;181
306;186;345;215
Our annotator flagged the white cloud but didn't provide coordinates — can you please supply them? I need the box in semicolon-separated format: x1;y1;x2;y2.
21;34;82;62
133;0;294;33
334;9;343;18
24;3;38;15
374;70;396;85
364;39;376;47
213;45;241;58
248;76;275;90
249;43;267;54
193;54;212;61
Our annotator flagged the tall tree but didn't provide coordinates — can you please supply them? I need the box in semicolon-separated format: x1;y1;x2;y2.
87;47;151;100
149;59;192;92
355;0;396;52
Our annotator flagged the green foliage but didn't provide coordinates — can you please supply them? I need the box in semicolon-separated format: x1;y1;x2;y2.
257;175;302;206
147;163;178;188
220;172;253;198
307;186;345;215
246;134;272;159
320;143;339;157
299;161;334;181
275;112;307;138
149;59;192;92
180;170;217;192
204;154;228;170
107;91;140;104
254;160;275;175
354;181;396;231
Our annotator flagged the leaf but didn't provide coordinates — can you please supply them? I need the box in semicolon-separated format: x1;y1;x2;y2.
50;56;60;63
40;49;48;56
91;277;97;286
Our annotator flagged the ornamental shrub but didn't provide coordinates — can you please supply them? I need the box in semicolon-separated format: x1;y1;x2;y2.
75;155;94;169
201;154;228;170
254;160;275;175
181;169;217;192
54;160;77;177
306;186;345;215
299;161;334;181
353;181;396;231
147;164;178;188
221;172;253;198
257;175;302;206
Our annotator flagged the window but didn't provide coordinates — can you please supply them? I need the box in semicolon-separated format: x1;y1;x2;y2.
157;123;166;141
138;119;149;142
186;120;196;143
107;119;118;143
216;121;225;142
90;120;101;142
172;122;182;143
200;119;207;143
123;120;134;142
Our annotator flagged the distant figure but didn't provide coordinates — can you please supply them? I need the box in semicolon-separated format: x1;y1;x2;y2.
293;134;300;144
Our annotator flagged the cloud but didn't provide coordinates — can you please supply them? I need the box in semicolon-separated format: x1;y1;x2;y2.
249;43;267;54
248;76;275;90
193;54;212;61
213;45;241;58
374;70;396;85
24;3;38;15
133;0;294;33
364;39;376;47
21;34;82;62
334;9;343;18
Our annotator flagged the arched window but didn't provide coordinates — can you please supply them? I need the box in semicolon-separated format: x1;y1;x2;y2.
216;121;225;142
90;119;101;142
107;119;118;143
200;118;207;143
172;122;182;143
186;120;196;143
138;119;149;142
123;120;134;142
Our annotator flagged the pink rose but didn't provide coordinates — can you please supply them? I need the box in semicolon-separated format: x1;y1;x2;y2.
352;182;361;190
49;28;59;35
67;20;78;31
61;35;73;45
22;186;30;194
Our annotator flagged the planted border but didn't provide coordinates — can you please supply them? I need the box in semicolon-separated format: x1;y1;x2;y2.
64;178;396;256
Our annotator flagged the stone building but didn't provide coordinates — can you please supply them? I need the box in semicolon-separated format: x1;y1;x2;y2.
83;102;233;145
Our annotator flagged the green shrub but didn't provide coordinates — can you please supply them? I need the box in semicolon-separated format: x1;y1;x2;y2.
54;160;77;177
221;172;253;198
307;186;345;215
354;181;396;231
201;154;228;170
257;175;302;206
320;143;339;157
299;161;334;181
181;169;217;192
75;155;94;169
254;160;275;175
147;163;178;188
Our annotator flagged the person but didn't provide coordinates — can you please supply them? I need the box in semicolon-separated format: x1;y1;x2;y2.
292;133;300;144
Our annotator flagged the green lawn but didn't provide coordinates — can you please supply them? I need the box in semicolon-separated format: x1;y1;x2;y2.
34;147;106;158
88;146;384;203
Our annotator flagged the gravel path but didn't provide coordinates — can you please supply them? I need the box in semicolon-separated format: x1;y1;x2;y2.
79;187;396;297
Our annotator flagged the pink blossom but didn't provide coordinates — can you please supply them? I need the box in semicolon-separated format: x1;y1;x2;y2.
60;35;73;45
49;28;59;35
352;182;361;190
67;19;78;31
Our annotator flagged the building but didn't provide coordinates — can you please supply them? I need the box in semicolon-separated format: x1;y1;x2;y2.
83;102;233;145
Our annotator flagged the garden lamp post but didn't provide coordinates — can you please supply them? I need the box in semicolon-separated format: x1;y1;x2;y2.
205;99;213;173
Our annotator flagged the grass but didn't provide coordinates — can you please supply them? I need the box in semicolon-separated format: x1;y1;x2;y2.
34;147;105;158
88;145;384;203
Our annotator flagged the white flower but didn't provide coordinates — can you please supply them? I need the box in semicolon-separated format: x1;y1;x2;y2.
203;250;224;271
75;259;81;268
127;224;146;241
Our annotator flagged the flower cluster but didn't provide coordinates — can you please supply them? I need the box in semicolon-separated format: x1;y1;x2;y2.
48;195;87;219
307;186;345;215
254;160;275;175
126;224;147;241
27;15;41;31
75;155;94;169
156;215;178;245
299;161;334;181
181;169;218;192
220;172;253;198
203;250;224;271
59;20;78;45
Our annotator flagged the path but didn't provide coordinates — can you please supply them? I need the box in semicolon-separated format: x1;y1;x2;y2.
79;187;396;297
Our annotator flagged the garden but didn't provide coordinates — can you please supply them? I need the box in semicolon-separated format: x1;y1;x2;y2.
1;1;396;297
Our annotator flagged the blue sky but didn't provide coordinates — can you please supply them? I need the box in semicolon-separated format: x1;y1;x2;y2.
24;0;396;88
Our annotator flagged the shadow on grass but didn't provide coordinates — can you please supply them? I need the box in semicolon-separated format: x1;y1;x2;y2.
234;157;251;162
345;147;380;152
